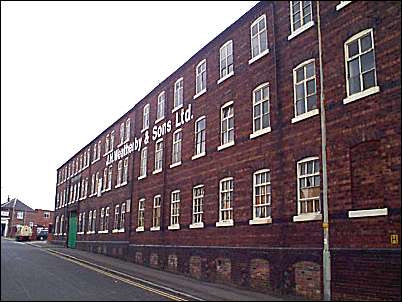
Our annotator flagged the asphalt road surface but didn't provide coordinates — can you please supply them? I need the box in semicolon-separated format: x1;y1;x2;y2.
1;238;170;301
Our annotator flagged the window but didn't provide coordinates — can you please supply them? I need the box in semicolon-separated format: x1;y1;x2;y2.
91;174;96;196
114;205;120;230
88;211;92;233
169;190;180;229
16;211;24;220
171;130;182;166
294;157;321;222
217;178;234;226
87;148;91;166
250;170;272;224
344;29;378;103
219;41;234;81
137;199;145;231
139;147;147;178
95;172;100;195
152;195;161;230
252;83;270;137
290;1;313;34
100;208;105;232
122;158;128;184
194;116;206;157
143;104;150;131
105;134;110;155
44;212;50;219
120;203;126;230
78;214;82;233
103;168;108;192
125;118;130;142
219;102;234;149
60;215;64;234
117;160;123;187
92;210;96;232
293;60;317;119
55;216;59;234
154;139;163;173
174;78;184;110
120;122;125;145
111;131;115;152
97;141;102;160
81;212;85;233
105;207;110;231
79;155;83;171
195;60;207;96
108;165;112;190
85;178;88;198
250;15;268;60
156;92;165;121
191;185;204;227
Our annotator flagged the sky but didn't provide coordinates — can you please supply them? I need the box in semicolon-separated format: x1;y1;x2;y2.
1;1;259;210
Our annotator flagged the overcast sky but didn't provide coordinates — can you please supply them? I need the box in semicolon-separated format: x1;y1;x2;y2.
1;1;259;210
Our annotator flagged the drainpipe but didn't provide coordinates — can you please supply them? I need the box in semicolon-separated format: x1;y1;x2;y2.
317;1;331;301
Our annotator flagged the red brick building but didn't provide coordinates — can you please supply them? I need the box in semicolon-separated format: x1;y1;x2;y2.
52;2;401;300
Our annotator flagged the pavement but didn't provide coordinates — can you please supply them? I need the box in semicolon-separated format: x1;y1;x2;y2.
22;239;306;301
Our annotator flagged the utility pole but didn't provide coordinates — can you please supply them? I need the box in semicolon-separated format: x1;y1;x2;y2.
317;1;331;300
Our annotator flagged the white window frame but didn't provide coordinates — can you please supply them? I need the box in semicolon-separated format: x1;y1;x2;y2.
97;141;102;160
249;14;269;64
336;1;352;10
250;83;271;139
153;138;163;174
293;156;322;222
99;207;105;233
291;59;319;123
249;169;272;225
142;104;150;132
16;211;24;220
192;116;206;160
92;210;96;233
173;77;184;112
136;198;145;232
168;190;180;230
170;129;182;168
190;185;204;229
125;118;130;142
343;28;379;104
194;60;207;98
288;1;315;40
138;147;147;179
120;203;125;232
104;134;110;156
113;205;120;232
122;158;128;185
107;165;113;190
217;40;234;84
156;92;165;123
216;177;234;227
151;195;161;231
104;207;110;232
87;211;92;234
119;122;125;146
116;160;123;187
218;101;235;151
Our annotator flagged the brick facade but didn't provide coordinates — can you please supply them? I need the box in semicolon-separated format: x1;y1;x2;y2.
52;2;401;300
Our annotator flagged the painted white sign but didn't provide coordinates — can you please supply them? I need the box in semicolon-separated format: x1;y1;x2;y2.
1;211;9;217
106;142;135;166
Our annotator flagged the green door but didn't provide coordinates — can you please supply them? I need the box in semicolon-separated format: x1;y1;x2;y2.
67;212;77;248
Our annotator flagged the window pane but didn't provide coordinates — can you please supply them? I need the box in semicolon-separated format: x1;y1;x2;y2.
251;24;258;36
296;68;304;82
363;70;375;90
307;95;317;111
258;18;266;31
260;32;267;52
361;51;375;72
262;114;270;128
348;41;359;58
255;89;262;103
349;76;361;94
293;1;301;13
307;79;316;95
262;100;269;114
348;59;360;77
254;103;261;117
296;83;305;100
306;63;315;78
360;34;372;52
296;99;305;115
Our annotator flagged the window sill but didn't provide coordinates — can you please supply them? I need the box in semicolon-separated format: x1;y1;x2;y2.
193;89;207;100
86;231;95;234
136;226;144;232
189;222;204;229
336;1;352;10
343;86;380;105
249;217;272;225
172;104;184;114
293;213;322;222
250;127;272;139
118;228;125;233
348;208;388;219
291;109;319;124
150;226;160;231
141;127;149;134
217;71;234;85
169;162;182;169
288;21;315;41
154;116;165;124
217;141;235;151
216;220;234;227
168;224;180;230
77;232;84;235
98;230;109;234
248;49;270;65
191;152;206;160
103;150;113;157
112;229;119;233
138;175;146;180
152;169;162;175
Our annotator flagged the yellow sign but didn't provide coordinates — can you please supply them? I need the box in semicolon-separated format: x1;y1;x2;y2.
390;234;399;245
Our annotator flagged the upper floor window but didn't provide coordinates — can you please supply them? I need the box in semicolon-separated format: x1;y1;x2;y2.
114;205;120;230
125;118;130;142
174;78;184;110
171;129;182;166
139;147;147;178
169;190;180;229
120;122;125;145
117;160;123;187
137;199;145;230
250;14;268;60
251;169;272;223
123;158;128;184
105;134;110;155
219;102;234;148
152;195;161;230
78;213;82;233
290;1;313;34
217;177;234;226
157;92;165;121
219;40;234;81
16;211;24;220
295;157;321;220
195;60;207;96
154;139;163;173
194;116;206;157
97;141;102;160
110;131;115;152
107;165;113;190
192;185;204;227
252;83;270;136
293;59;317;118
344;29;378;103
143;104;150;131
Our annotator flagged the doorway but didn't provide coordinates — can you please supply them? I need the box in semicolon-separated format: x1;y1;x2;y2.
67;212;77;248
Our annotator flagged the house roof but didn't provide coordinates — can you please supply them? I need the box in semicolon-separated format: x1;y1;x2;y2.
1;198;34;212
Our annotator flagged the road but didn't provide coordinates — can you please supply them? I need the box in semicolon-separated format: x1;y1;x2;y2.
1;238;171;301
